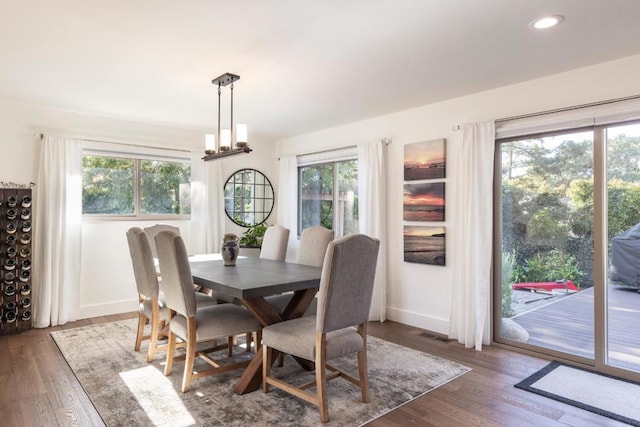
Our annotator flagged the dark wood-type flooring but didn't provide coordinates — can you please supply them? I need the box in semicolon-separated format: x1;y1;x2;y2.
0;312;632;426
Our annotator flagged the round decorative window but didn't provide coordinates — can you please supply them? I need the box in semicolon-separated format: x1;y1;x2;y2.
223;169;274;227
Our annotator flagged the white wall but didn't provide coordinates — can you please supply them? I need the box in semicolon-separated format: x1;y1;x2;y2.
0;100;277;319
4;53;640;327
278;53;640;335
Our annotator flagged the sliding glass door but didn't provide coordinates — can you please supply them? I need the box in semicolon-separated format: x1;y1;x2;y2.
495;121;640;379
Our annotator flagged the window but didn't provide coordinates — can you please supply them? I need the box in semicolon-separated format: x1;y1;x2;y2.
82;154;191;217
298;159;358;236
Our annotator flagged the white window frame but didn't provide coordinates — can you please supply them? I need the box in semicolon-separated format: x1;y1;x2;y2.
82;143;191;221
297;146;358;237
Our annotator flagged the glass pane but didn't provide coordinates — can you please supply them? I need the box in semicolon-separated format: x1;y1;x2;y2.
223;169;274;226
499;131;594;359
82;156;135;214
299;163;334;231
140;160;191;215
337;160;359;235
607;122;640;372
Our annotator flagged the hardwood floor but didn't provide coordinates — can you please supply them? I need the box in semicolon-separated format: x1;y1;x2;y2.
0;313;630;426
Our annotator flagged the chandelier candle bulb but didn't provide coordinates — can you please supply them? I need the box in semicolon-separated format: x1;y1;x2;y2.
220;129;231;151
236;123;248;146
205;134;217;154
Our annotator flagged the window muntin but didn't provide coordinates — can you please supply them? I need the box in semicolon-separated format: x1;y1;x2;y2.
82;154;190;217
298;159;358;237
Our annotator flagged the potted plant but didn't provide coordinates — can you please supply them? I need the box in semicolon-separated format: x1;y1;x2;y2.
239;223;268;248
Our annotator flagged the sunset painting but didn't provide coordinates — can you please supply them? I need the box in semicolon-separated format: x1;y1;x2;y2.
403;182;445;221
404;226;445;265
404;139;446;181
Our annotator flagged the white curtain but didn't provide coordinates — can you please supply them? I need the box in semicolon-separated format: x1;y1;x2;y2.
358;141;387;322
449;121;495;350
190;154;225;254
277;156;298;261
33;135;83;328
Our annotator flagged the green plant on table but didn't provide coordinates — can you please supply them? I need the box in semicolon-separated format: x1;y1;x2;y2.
239;223;268;247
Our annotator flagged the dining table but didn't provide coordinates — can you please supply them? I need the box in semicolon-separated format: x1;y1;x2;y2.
189;255;322;394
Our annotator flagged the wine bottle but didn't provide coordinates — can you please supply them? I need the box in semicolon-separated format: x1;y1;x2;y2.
19;270;30;283
21;221;31;233
6;208;17;220
21;195;32;208
20;233;31;245
3;284;16;296
20;283;30;295
4;301;17;311
21;259;31;271
6;196;17;208
21;310;31;321
6;246;17;258
4;259;16;271
19;247;31;258
20;297;31;308
5;222;17;234
20;208;31;220
4;310;17;323
3;272;15;284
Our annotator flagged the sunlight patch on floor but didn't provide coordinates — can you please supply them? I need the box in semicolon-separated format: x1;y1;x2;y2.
120;366;196;426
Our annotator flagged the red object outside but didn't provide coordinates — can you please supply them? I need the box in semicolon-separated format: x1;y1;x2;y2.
511;281;579;291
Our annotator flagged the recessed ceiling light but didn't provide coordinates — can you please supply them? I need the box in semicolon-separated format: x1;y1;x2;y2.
531;15;564;30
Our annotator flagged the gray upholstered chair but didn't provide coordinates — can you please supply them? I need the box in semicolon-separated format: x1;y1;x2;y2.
127;227;171;363
127;227;217;362
259;225;290;261
143;224;181;258
261;234;380;423
298;226;335;267
155;230;262;393
266;225;334;314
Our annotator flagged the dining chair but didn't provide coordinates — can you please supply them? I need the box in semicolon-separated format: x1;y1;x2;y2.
127;227;172;363
126;227;217;362
266;225;334;314
155;230;263;393
143;224;181;258
261;234;380;423
259;225;290;261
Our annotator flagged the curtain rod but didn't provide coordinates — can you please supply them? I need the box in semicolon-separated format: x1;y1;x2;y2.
494;93;640;124
36;133;192;153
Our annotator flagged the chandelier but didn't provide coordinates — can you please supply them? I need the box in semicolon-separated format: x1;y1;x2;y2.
203;72;252;161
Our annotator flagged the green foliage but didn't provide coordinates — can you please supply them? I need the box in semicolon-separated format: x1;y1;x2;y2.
82;156;135;214
82;156;190;215
299;160;358;233
512;249;582;286
239;223;268;247
501;252;515;317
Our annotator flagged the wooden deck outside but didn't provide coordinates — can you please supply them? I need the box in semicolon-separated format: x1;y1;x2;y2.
510;286;640;372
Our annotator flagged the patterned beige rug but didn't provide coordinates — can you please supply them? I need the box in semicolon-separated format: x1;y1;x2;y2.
52;319;470;426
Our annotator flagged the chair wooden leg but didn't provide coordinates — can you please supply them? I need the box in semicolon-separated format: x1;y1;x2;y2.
254;330;262;351
263;344;271;393
164;330;176;376
227;336;234;357
147;317;160;363
245;332;252;353
134;313;146;352
181;317;197;393
315;332;329;423
358;324;370;403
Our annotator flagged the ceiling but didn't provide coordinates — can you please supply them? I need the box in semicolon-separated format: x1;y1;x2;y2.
2;0;640;141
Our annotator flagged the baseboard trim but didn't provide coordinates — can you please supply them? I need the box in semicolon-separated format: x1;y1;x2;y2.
386;306;449;335
78;299;138;320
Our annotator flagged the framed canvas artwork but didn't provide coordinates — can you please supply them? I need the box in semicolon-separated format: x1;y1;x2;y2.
403;182;445;222
403;225;446;265
404;139;446;181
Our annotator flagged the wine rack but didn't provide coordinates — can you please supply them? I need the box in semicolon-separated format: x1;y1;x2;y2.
1;188;33;336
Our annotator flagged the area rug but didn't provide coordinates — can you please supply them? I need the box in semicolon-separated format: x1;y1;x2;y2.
51;319;470;426
515;361;640;426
